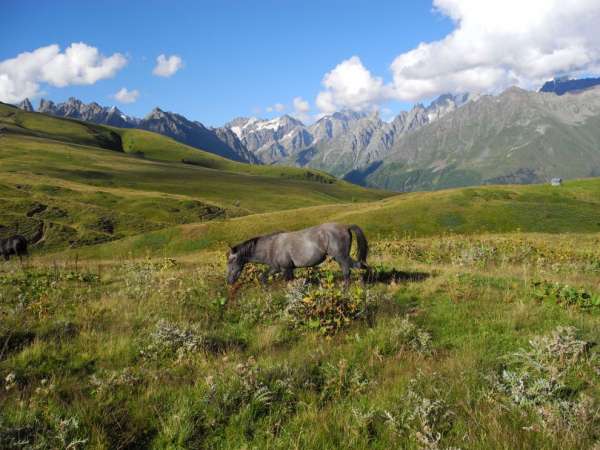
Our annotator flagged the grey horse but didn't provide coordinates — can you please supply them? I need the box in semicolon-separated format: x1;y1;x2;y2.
226;223;368;285
0;235;28;261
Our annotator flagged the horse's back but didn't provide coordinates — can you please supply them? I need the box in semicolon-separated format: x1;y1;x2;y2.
315;222;346;230
283;223;346;242
297;222;346;235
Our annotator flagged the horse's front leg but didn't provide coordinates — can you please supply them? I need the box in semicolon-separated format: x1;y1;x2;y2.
261;266;279;284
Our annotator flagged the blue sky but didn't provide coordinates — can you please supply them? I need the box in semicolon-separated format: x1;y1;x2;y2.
3;1;600;126
1;0;453;125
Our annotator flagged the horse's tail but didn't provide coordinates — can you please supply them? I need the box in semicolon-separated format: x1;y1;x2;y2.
348;225;368;266
13;235;28;255
19;236;28;255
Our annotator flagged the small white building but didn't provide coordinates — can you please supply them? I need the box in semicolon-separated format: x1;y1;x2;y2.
550;177;563;186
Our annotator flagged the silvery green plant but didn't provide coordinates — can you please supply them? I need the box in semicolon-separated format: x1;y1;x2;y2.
493;326;599;432
141;319;205;361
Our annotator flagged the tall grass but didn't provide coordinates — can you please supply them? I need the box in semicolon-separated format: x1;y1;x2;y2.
1;233;599;449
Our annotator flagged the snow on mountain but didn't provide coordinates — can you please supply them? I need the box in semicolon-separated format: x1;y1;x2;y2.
224;93;471;173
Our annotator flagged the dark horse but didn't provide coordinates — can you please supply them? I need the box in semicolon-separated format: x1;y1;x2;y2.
0;235;28;261
227;223;368;285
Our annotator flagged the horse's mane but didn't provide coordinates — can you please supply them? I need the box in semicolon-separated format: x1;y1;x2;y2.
232;231;283;258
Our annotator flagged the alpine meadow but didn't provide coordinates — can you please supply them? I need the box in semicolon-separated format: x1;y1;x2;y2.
2;1;600;449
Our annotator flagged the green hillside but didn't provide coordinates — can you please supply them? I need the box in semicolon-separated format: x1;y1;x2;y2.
68;177;600;259
0;103;388;249
2;101;599;258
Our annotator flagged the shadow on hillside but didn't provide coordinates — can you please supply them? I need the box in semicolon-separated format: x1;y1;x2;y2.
362;268;431;285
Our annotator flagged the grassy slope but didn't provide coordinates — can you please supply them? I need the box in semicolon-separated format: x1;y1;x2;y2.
74;177;600;259
116;127;342;181
0;102;386;187
1;232;599;449
0;103;388;249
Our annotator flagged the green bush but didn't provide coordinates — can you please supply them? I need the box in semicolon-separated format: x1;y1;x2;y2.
532;281;600;310
284;274;377;335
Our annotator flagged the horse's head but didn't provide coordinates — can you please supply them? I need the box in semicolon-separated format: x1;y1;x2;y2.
226;248;244;284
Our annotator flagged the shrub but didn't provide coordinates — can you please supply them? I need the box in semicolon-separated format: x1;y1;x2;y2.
352;379;457;450
454;243;498;267
0;414;88;450
121;258;177;300
492;327;599;433
89;367;142;397
284;276;377;335
192;358;299;443
0;269;99;311
532;281;600;310
400;387;456;450
140;320;246;362
140;320;204;361
387;317;433;355
319;359;372;402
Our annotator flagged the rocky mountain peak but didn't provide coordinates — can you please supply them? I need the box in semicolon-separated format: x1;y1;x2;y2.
66;97;83;106
145;107;166;119
38;99;56;112
503;86;528;95
17;98;34;112
107;105;123;115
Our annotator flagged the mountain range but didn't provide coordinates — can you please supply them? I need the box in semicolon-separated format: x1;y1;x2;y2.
357;86;600;191
19;77;600;192
224;93;474;179
30;97;258;163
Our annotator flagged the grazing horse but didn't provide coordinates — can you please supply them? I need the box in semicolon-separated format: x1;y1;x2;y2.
226;223;368;285
0;235;28;261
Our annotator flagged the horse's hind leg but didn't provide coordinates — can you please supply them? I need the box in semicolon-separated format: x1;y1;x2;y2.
335;257;352;287
283;267;295;281
351;259;366;269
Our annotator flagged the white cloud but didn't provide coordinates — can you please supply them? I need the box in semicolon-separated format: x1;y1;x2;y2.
152;54;183;77
113;87;139;103
391;0;600;101
293;97;309;113
0;43;127;103
316;56;390;114
292;96;311;122
316;0;600;112
266;102;286;113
